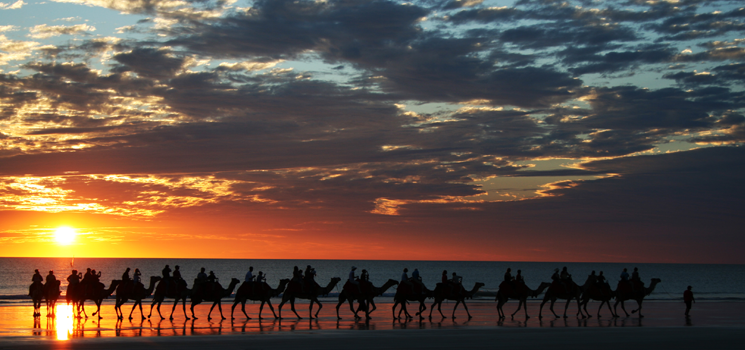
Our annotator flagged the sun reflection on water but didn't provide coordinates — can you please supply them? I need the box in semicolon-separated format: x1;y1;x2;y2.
55;304;73;341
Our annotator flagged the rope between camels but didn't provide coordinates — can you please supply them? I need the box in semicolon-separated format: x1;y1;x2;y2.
658;282;678;300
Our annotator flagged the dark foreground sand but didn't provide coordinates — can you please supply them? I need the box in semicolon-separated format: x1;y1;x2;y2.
1;301;742;349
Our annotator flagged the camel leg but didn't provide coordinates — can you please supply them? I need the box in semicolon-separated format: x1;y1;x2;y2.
538;298;548;319
599;300;606;317
191;301;199;320
606;300;616;317
230;300;239;319
218;301;226;320
181;298;190;320
289;299;301;319
430;300;445;318
633;299;644;318
277;298;286;319
265;300;277;319
208;302;217;320
94;301;103;318
617;300;629;317
392;300;399;319
368;300;377;319
549;299;559;318
451;300;460;319
461;301;472;319
314;299;322;319
576;297;586;318
148;300;157;318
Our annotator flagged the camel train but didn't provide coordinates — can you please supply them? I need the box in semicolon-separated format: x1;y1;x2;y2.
27;266;661;321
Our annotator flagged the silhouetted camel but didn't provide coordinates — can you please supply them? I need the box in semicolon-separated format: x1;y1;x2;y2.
278;277;341;319
30;282;44;317
114;276;161;320
392;281;433;320
231;279;290;320
44;280;61;317
148;278;191;320
73;280;120;319
429;282;485;319
580;283;616;318
538;279;587;319
336;279;398;320
613;278;661;318
190;278;240;320
496;281;550;319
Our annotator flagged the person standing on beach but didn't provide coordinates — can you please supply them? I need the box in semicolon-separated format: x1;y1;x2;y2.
684;286;695;317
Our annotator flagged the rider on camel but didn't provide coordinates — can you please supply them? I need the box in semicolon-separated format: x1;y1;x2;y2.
245;266;254;283
162;264;172;293
515;269;524;283
349;266;361;294
193;267;207;295
304;265;315;293
451;272;463;297
256;271;267;293
29;270;43;296
133;268;142;288
560;267;571;293
173;265;183;281
45;271;57;295
504;268;513;282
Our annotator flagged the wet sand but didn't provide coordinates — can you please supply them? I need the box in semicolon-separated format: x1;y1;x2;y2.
1;300;742;349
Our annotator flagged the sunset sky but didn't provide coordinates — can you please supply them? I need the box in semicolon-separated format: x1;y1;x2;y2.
1;0;744;263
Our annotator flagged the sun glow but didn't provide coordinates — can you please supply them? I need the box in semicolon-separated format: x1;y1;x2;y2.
54;227;76;245
55;303;73;340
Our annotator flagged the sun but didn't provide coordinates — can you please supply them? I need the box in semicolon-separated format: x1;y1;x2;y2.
54;227;77;245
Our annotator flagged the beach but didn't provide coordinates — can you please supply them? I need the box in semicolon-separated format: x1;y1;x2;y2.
1;301;742;349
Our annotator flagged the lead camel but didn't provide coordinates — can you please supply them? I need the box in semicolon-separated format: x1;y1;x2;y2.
614;278;661;318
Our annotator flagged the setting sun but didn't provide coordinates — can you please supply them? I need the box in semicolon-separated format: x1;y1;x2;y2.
54;227;77;245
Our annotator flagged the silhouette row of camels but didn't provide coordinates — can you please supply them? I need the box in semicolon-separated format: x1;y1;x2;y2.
28;270;661;322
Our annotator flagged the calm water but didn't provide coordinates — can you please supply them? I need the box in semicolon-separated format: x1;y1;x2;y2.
1;258;744;303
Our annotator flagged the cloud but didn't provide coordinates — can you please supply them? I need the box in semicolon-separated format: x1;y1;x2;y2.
0;0;25;10
28;24;96;39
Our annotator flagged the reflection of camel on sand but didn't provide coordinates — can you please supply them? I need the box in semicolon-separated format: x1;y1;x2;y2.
72;280;121;319
190;278;240;320
496;281;550;319
336;279;398;320
115;276;161;320
614;278;661;318
148;278;191;320
231;279;290;320
392;281;433;320
428;282;485;320
278;277;342;319
538;279;586;319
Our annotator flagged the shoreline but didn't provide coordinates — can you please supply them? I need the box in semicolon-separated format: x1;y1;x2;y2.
0;301;742;349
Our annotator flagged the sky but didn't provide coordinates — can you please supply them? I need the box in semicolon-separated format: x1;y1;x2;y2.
1;0;744;263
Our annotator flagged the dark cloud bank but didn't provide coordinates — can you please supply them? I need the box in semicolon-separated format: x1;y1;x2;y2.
2;0;745;262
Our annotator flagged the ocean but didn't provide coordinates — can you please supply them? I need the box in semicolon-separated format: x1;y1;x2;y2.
1;257;743;304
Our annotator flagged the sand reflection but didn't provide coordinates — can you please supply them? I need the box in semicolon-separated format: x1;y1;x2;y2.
55;304;74;340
